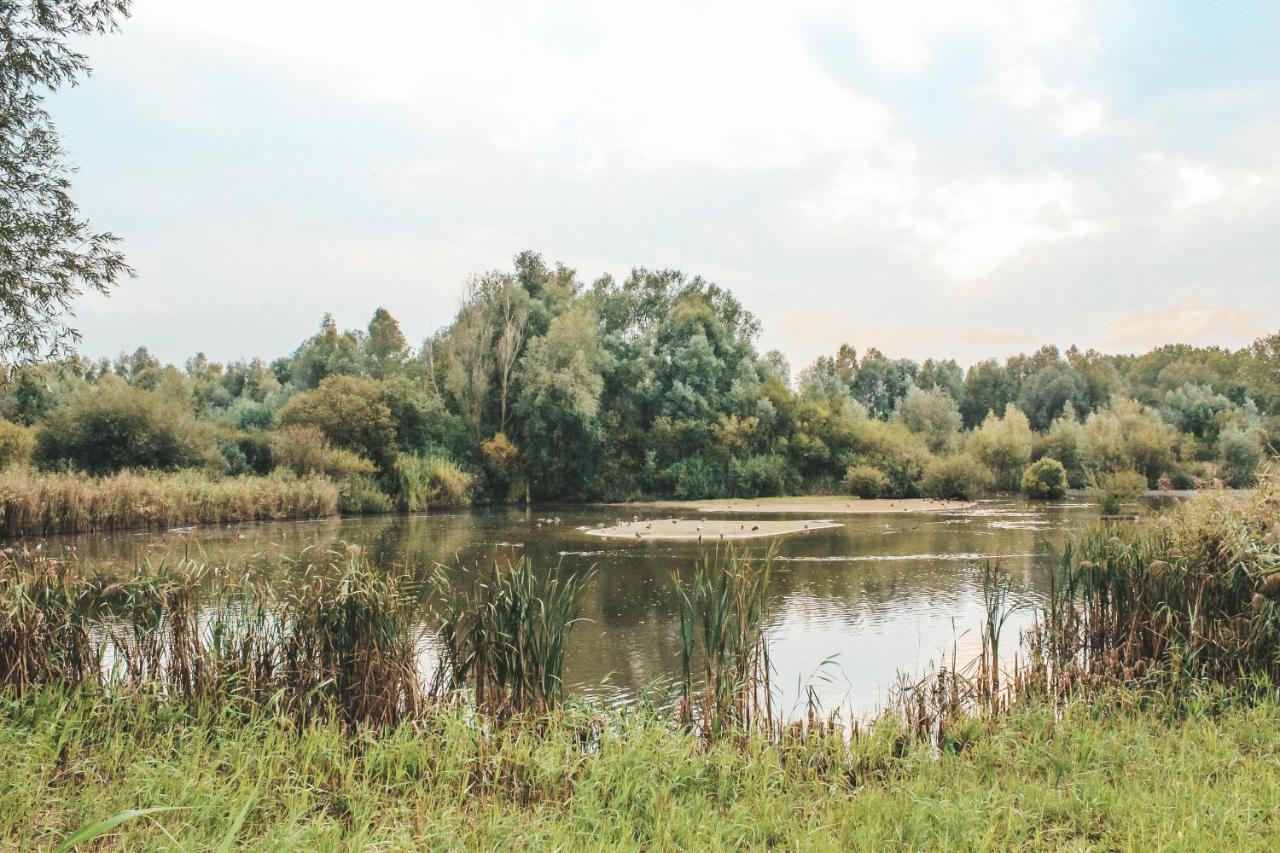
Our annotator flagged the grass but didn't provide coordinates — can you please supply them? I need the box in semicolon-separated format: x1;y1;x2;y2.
0;468;338;536
5;684;1280;849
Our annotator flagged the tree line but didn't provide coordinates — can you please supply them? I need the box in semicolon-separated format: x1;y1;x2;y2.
0;251;1275;508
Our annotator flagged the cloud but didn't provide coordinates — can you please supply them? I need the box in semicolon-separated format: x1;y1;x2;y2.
984;66;1105;136
792;165;1098;280
1102;300;1274;352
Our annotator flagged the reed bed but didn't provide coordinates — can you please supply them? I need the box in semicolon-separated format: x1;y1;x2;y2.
1031;467;1280;696
431;558;591;717
0;468;339;537
674;547;775;739
0;548;422;728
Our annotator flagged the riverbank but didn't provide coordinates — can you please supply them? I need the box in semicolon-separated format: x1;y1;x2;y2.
7;686;1278;849
615;495;975;515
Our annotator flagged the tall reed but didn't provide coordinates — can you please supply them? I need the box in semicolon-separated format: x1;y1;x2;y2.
0;468;339;536
431;558;590;717
674;547;775;739
1035;467;1280;690
0;548;423;728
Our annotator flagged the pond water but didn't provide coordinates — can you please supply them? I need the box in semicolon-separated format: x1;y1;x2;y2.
37;497;1145;717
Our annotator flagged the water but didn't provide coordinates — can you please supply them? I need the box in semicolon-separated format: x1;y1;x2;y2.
35;497;1118;717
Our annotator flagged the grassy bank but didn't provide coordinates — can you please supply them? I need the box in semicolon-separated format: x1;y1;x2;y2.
4;686;1279;849
0;469;338;537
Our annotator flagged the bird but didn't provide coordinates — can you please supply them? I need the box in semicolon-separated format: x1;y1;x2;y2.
751;525;759;531
635;531;642;539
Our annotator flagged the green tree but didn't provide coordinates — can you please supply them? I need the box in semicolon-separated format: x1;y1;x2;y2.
514;305;607;497
364;308;409;379
966;405;1034;490
0;0;133;364
894;385;962;453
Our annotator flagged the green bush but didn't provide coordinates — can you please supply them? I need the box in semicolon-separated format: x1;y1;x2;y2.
920;454;995;500
338;475;394;514
842;465;889;498
34;384;223;475
0;420;34;469
1020;457;1068;500
1089;469;1147;515
735;453;794;497
277;375;397;467
392;453;473;511
846;420;932;497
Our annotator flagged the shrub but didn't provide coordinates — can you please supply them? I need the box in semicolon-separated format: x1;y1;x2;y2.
0;420;34;469
269;425;376;480
1169;469;1197;490
34;384;223;475
735;454;794;497
277;375;397;467
392;453;473;511
338;475;394;514
846;420;932;497
1021;457;1069;500
842;465;889;498
966;406;1033;491
920;454;995;500
1089;469;1147;515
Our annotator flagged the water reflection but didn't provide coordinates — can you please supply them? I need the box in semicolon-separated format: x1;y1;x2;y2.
26;497;1116;716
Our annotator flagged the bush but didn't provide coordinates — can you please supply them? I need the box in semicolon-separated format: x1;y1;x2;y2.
277;376;397;467
1089;469;1147;515
0;420;34;469
736;454;794;497
338;475;394;514
34;384;223;475
1169;469;1197;490
269;425;376;480
842;465;890;498
920;454;995;500
1021;457;1069;500
392;453;473;511
846;420;932;497
966;406;1033;491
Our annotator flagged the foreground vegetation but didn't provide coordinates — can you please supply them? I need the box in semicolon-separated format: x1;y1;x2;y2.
0;253;1274;524
5;684;1279;849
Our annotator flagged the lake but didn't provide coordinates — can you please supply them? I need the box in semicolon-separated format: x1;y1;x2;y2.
36;496;1138;717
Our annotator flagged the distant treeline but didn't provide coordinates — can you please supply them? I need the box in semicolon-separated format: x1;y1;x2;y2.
1;251;1276;508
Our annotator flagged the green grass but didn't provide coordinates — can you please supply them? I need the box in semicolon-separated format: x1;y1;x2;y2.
4;687;1280;850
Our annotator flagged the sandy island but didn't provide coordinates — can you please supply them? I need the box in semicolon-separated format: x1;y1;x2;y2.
585;518;842;542
609;496;973;516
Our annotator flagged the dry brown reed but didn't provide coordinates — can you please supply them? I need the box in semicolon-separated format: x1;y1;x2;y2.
0;468;339;537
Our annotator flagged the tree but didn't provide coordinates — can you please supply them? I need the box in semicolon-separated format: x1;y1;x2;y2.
0;1;133;364
442;284;494;431
895;385;962;453
966;405;1034;490
961;360;1014;429
514;305;606;497
364;307;409;379
493;282;530;434
1017;363;1090;431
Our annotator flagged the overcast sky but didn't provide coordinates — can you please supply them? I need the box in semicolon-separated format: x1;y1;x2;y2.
55;0;1280;370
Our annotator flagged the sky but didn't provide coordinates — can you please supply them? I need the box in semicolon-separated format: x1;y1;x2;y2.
53;0;1280;370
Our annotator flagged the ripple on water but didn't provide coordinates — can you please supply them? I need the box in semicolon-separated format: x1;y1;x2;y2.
773;552;1039;563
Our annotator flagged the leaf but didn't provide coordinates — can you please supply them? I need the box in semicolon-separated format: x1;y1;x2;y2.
55;807;183;853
